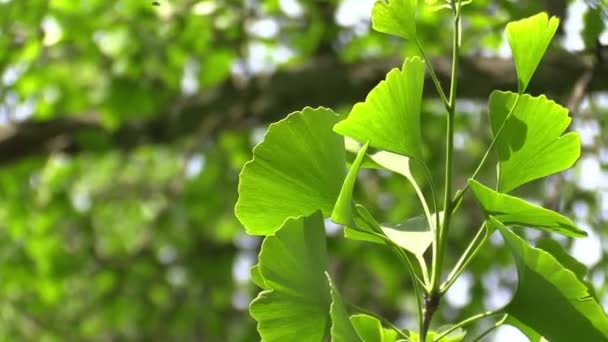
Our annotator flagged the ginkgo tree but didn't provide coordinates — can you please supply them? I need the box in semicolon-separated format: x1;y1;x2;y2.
235;0;608;341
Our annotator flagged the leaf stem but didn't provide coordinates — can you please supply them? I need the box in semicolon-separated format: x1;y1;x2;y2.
432;310;503;342
452;94;521;206
440;222;487;293
471;314;508;342
424;2;462;340
415;39;450;111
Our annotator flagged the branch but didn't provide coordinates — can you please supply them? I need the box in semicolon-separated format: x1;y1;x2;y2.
0;51;605;164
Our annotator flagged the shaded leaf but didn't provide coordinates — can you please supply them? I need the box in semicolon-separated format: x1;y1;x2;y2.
236;107;346;235
329;274;362;342
250;212;331;341
469;179;586;237
350;314;398;342
334;57;426;161
372;0;417;40
506;12;559;92
490;91;580;193
490;217;608;342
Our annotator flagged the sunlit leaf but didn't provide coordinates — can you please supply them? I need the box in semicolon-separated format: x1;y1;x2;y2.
469;179;586;237
490;218;608;342
380;216;433;257
372;0;417;40
490;91;580;193
250;212;331;341
506;12;559;92
334;57;426;161
236;107;346;235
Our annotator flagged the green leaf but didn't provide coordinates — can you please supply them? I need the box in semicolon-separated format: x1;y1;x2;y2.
490;217;608;342
535;238;587;281
506;12;559;92
468;179;586;237
350;314;398;342
329;274;362;342
583;7;606;50
250;212;331;341
504;316;545;342
490;91;580;193
334;57;426;161
371;0;417;40
236;107;346;235
332;142;369;226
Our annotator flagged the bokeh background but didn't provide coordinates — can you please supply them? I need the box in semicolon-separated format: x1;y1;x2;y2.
0;0;606;340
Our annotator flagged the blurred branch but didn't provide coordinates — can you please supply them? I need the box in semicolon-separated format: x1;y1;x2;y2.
0;50;606;164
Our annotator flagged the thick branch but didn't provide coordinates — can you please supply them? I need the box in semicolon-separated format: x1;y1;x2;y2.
0;50;605;164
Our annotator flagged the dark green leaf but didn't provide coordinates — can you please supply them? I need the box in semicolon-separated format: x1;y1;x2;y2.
250;212;331;341
469;179;586;237
490;217;608;342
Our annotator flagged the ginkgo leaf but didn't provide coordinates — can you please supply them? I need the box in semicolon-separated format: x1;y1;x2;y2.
490;218;608;342
490;91;581;193
469;179;586;237
506;12;559;92
236;107;346;235
334;57;426;161
250;212;331;341
329;274;362;342
372;0;417;40
350;314;398;342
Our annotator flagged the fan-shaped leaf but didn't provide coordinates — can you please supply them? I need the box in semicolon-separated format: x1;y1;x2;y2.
490;91;580;193
236;107;346;235
372;0;417;40
506;12;559;92
469;179;586;237
334;57;425;161
250;212;331;341
490;218;608;342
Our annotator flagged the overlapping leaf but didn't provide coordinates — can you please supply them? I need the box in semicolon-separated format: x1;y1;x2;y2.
490;91;580;193
333;143;433;258
250;212;331;341
236;107;346;235
469;179;586;237
334;57;426;161
329;275;362;342
372;0;417;40
349;314;398;342
506;12;559;92
490;218;608;342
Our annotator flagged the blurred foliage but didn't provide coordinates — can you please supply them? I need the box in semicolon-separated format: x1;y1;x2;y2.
0;0;606;340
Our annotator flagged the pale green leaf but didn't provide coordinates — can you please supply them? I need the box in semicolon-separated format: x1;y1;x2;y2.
334;57;426;161
490;91;580;193
372;0;417;40
380;216;433;257
250;212;331;341
469;179;586;237
236;107;346;235
350;314;398;342
250;264;270;290
506;12;559;92
329;274;362;342
490;217;608;342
